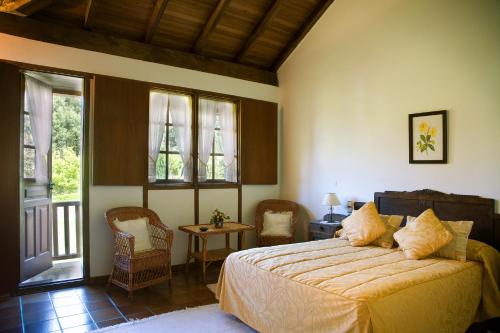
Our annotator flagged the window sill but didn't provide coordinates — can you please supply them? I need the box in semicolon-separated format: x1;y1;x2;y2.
198;182;238;189
147;182;194;190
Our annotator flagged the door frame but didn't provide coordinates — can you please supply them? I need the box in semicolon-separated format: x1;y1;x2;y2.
13;61;92;293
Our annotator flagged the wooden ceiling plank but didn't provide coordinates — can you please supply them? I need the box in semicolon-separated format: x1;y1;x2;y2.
0;0;52;16
193;0;230;53
0;12;278;86
235;0;286;63
84;0;98;29
144;0;170;43
272;0;335;70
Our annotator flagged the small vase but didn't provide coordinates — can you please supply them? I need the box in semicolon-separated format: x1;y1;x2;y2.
214;220;224;228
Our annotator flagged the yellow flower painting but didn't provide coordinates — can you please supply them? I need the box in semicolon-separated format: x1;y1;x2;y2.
416;121;437;154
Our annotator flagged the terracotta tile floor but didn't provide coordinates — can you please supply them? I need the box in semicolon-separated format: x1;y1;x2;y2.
0;265;219;333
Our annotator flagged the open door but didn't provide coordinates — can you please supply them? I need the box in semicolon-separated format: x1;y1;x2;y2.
21;75;54;281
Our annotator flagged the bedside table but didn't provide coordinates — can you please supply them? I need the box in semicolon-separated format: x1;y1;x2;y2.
309;214;347;241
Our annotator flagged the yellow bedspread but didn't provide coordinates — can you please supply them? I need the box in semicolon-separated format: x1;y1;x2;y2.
217;238;499;333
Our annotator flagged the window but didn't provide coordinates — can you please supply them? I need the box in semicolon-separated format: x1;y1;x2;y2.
149;91;192;183
23;93;36;179
198;98;237;183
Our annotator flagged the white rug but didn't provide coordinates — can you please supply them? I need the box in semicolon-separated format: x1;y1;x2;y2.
93;304;256;333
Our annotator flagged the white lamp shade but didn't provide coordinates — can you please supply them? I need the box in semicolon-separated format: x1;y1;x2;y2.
322;193;340;206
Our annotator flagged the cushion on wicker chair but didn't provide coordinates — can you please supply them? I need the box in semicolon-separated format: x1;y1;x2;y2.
261;211;293;237
114;217;153;252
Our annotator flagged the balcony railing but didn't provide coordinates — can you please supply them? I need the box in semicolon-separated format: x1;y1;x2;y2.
52;201;81;260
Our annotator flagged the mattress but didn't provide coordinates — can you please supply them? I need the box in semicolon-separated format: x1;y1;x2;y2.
217;238;485;333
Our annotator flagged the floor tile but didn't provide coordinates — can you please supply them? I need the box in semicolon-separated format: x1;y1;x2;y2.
116;303;149;315
125;310;153;321
23;309;57;324
83;300;113;312
58;313;93;329
62;323;95;333
0;297;19;310
52;297;82;308
55;304;87;318
24;318;60;333
0;316;22;331
0;306;20;318
22;301;53;314
95;318;126;329
22;293;50;304
0;327;23;333
50;290;77;299
89;307;122;322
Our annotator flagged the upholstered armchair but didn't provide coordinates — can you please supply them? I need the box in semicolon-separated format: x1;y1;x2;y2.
255;199;300;246
105;207;173;298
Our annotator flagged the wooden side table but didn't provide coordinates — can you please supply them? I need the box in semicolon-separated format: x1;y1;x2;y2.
178;222;255;282
309;214;347;241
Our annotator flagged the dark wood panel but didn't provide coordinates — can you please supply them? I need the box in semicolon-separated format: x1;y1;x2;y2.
0;61;21;294
0;13;278;86
92;75;149;185
240;99;277;184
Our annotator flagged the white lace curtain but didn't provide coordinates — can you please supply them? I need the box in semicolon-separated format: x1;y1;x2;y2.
148;92;168;183
219;102;237;182
198;98;237;182
148;92;193;182
198;99;217;182
25;76;53;183
169;95;192;182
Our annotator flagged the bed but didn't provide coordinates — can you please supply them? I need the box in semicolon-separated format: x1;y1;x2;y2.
217;190;500;333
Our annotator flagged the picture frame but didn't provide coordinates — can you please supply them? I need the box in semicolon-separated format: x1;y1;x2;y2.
409;110;448;164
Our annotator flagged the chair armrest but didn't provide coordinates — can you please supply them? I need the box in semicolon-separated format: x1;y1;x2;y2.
114;231;135;257
149;221;173;253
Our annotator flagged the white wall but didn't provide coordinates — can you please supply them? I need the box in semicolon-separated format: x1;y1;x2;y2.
278;0;500;239
0;33;280;277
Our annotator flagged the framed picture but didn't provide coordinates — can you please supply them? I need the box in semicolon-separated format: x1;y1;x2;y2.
409;110;447;164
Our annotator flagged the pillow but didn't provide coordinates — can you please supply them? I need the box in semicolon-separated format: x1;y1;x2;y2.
407;216;473;261
393;209;453;259
372;215;404;248
261;211;293;237
341;202;387;246
113;217;153;252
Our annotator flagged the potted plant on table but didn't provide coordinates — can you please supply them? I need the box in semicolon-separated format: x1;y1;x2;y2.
210;209;230;228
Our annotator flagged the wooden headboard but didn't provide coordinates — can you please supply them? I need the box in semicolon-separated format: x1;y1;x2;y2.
356;190;498;249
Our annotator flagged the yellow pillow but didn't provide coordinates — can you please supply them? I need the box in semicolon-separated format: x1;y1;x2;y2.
393;209;453;259
341;202;387;246
372;215;404;248
407;216;473;261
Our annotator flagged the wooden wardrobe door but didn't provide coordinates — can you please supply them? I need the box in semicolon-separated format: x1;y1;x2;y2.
240;99;278;185
93;75;149;185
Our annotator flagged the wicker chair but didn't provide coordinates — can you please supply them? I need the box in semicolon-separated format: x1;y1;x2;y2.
255;199;300;246
105;207;173;298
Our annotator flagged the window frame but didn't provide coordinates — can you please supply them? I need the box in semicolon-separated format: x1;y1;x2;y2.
153;90;193;185
149;89;240;189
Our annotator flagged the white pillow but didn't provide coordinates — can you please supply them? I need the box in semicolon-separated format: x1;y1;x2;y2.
113;217;153;252
261;211;293;237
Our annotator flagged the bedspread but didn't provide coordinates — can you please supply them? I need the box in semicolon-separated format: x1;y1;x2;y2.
217;238;499;333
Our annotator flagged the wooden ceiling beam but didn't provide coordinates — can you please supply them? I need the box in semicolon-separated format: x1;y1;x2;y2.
84;0;98;29
272;0;335;70
0;12;278;86
144;0;170;43
0;0;52;16
193;0;229;54
236;0;286;63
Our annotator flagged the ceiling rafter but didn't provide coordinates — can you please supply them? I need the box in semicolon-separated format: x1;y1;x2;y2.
192;0;230;54
144;0;170;43
272;0;335;70
84;0;98;30
0;12;278;85
235;0;286;63
0;0;52;16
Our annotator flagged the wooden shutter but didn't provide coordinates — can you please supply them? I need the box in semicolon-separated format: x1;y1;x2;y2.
240;99;278;184
93;75;149;185
0;61;21;293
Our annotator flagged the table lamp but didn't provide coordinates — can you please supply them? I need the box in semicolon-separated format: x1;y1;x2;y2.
322;193;340;222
